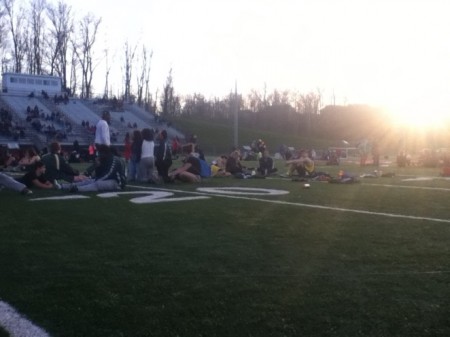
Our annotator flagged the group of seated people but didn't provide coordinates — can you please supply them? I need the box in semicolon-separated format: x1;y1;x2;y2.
2;146;41;172
0;142;126;195
137;145;319;183
0;107;26;140
168;147;280;183
83;122;96;134
95;96;124;111
209;148;316;180
0;138;322;195
53;93;70;105
28;90;69;104
25;105;68;140
122;119;138;129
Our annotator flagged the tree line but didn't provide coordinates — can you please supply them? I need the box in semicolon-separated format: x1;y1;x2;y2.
0;0;154;104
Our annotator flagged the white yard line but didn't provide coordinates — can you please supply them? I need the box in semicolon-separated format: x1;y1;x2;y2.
0;301;50;337
208;194;450;224
363;183;450;192
131;185;450;224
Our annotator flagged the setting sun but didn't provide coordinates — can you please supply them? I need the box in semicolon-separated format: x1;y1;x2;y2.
388;101;450;129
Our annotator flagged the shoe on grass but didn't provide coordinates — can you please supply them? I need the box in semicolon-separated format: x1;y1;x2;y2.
53;180;62;190
69;184;78;193
21;188;33;195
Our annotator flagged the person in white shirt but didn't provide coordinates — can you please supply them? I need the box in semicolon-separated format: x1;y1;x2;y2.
139;128;156;183
94;110;111;147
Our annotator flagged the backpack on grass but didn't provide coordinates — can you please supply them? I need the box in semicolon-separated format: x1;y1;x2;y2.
199;159;211;178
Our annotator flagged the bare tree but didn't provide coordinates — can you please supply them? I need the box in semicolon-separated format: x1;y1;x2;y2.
266;89;290;106
143;50;153;112
123;40;137;102
46;0;72;89
135;45;152;107
3;0;27;73
102;48;110;98
69;38;77;96
297;90;322;133
28;0;46;74
0;5;9;72
160;68;180;116
24;22;33;73
73;12;101;99
246;89;264;113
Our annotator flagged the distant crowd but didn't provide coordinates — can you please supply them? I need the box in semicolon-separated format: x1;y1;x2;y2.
4;110;449;196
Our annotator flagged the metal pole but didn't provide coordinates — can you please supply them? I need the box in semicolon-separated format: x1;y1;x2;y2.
234;80;238;148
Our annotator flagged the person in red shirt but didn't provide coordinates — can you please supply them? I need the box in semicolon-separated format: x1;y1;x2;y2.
123;132;132;163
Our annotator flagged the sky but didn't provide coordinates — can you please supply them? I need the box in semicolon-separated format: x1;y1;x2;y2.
56;0;450;127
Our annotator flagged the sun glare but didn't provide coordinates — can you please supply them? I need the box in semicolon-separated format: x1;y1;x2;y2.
390;109;446;129
387;98;450;130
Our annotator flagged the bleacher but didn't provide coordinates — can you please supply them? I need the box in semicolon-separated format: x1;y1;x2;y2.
36;98;93;145
0;92;186;149
57;99;99;127
123;102;185;139
2;95;50;120
0;95;47;147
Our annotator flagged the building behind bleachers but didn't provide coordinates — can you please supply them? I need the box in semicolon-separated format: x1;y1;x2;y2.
1;72;62;96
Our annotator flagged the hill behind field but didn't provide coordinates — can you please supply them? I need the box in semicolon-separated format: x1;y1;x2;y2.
168;116;335;155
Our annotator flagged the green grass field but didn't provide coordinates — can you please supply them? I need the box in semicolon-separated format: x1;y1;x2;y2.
1;160;450;337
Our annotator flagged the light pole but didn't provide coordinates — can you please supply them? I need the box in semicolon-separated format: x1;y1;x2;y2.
234;80;239;148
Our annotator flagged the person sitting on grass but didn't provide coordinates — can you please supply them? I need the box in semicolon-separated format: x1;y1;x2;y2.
17;147;40;172
256;150;278;177
59;145;126;193
210;156;231;177
285;150;315;178
226;150;255;179
41;141;89;184
225;150;245;176
0;172;32;195
17;161;57;190
168;153;202;183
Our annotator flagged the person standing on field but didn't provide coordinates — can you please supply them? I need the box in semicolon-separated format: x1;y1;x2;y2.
95;110;111;147
139;128;156;183
154;129;173;183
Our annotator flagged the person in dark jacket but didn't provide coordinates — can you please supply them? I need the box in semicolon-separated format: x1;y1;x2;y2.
154;130;173;183
41;142;87;183
59;145;126;192
127;129;142;182
257;150;278;176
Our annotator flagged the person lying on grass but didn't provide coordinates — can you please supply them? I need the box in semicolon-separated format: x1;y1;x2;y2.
0;172;32;195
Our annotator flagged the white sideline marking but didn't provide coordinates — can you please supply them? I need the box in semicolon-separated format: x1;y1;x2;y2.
402;177;433;181
210;195;450;224
197;187;289;196
29;195;89;201
401;177;450;182
363;183;450;192
129;185;450;224
0;301;50;337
